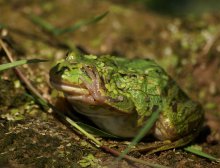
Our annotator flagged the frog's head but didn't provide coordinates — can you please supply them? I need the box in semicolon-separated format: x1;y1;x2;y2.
49;52;137;114
50;52;96;98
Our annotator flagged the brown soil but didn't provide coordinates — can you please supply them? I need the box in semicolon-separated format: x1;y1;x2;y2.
0;0;220;167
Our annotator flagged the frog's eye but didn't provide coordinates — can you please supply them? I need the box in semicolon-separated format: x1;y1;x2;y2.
66;52;78;62
56;65;70;74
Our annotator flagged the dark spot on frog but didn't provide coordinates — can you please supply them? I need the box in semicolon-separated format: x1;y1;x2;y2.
108;96;123;103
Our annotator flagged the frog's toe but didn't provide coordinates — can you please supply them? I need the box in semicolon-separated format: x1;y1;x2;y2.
80;67;106;104
130;134;195;155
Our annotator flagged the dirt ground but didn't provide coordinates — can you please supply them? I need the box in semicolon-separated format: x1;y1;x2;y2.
0;0;220;167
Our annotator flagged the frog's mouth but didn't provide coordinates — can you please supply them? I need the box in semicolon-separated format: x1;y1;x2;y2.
49;65;89;94
49;66;93;105
50;79;89;95
50;78;89;95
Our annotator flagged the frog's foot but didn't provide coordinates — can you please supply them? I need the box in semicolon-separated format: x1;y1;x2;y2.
65;66;106;105
66;66;106;104
130;134;195;155
78;66;106;105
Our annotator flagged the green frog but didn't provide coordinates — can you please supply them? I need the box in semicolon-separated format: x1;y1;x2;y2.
49;52;204;153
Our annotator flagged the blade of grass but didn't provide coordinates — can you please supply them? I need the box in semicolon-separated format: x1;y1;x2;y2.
0;59;47;71
65;116;102;146
28;14;59;34
184;145;220;162
55;11;108;35
28;11;108;36
0;39;46;100
77;122;120;138
1;22;74;50
117;106;160;161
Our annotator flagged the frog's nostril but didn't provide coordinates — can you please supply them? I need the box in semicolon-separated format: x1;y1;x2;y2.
54;65;68;74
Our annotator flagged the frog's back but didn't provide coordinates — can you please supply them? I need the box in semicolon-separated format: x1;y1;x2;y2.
98;55;165;75
97;55;204;141
92;55;169;116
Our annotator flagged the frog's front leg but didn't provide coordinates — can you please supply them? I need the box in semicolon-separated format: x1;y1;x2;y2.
66;66;106;105
130;133;195;155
